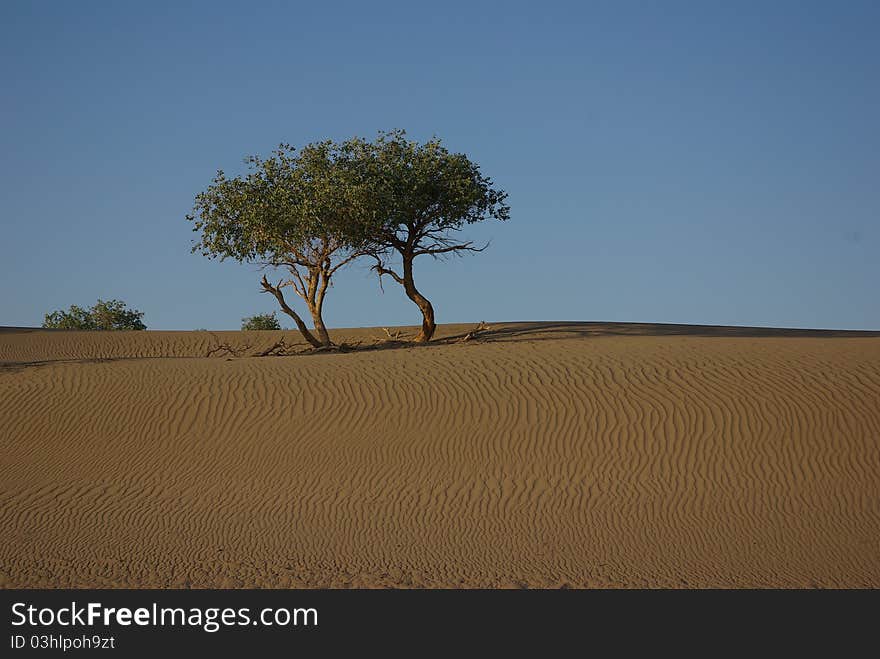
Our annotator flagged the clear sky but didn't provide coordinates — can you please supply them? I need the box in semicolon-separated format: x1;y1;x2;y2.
2;1;877;330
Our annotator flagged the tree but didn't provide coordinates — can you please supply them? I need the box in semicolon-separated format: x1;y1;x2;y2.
42;304;93;330
187;142;372;348
241;312;281;331
351;130;510;342
42;299;146;330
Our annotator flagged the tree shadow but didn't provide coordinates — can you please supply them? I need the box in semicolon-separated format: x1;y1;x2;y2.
432;321;880;345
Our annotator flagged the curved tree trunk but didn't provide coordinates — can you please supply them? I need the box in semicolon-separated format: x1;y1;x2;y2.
402;255;436;343
260;276;323;348
279;306;322;348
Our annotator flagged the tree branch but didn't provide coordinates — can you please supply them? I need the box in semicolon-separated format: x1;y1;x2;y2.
328;249;369;276
259;275;322;348
264;258;311;270
412;241;487;258
285;267;308;300
370;256;405;286
261;275;294;313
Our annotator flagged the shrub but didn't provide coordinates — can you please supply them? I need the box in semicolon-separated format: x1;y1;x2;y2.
241;312;281;331
43;299;146;330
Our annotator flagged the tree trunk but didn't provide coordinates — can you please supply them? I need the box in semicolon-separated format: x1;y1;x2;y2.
307;267;333;347
309;307;332;347
402;255;436;343
260;276;323;349
281;307;323;348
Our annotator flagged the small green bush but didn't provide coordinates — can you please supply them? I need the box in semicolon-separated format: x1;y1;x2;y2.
43;299;146;330
241;312;281;331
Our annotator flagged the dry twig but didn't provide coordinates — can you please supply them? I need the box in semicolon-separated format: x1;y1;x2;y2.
458;321;494;343
205;342;252;358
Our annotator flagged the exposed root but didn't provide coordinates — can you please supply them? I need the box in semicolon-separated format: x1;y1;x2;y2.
371;327;414;346
205;342;252;358
297;341;361;355
256;338;293;357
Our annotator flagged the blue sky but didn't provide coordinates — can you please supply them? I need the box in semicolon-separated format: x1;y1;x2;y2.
2;0;877;330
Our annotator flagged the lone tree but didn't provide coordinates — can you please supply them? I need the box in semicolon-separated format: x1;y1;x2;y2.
188;142;372;348
43;299;146;330
352;130;510;342
241;311;281;331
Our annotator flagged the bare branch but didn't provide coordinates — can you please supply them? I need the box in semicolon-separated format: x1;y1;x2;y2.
256;337;292;356
370;256;405;286
328;249;369;276
287;268;308;300
261;276;299;319
262;258;311;270
413;241;488;258
457;320;494;343
206;341;252;358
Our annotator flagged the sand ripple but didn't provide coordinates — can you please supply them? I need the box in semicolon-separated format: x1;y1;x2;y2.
1;324;878;587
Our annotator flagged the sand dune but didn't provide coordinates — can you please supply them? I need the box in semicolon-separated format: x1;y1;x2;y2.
1;322;879;588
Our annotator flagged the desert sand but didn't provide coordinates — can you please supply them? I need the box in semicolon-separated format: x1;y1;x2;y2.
1;322;879;588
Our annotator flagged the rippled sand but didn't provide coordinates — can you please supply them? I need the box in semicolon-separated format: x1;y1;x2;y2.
2;322;878;588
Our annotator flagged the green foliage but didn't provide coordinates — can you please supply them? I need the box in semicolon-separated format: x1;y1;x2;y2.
42;304;94;330
42;299;146;330
186;130;510;267
347;129;511;255
241;312;281;331
187;142;372;265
